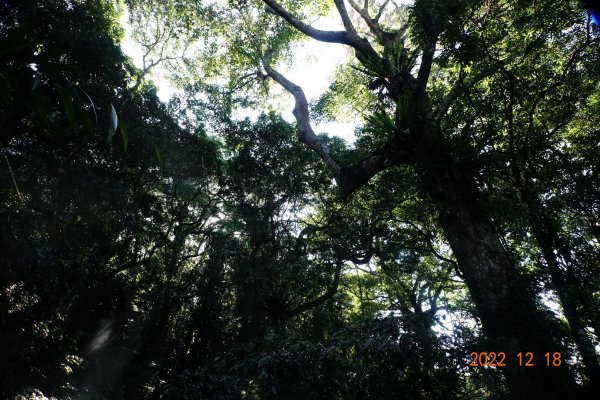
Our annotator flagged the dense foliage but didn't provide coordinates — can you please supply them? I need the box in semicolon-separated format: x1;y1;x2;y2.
1;0;599;399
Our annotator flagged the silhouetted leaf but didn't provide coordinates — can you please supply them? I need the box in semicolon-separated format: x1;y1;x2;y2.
120;121;129;152
108;103;118;142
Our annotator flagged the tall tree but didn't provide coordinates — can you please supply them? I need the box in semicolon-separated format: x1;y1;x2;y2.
150;0;598;397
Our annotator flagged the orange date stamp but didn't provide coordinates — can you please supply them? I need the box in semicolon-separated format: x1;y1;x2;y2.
468;352;562;367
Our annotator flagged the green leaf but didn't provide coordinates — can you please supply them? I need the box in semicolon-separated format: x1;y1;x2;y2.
119;122;129;152
154;144;164;168
108;103;118;143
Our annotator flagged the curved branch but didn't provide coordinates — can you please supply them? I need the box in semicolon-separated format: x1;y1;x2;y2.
262;0;379;60
347;0;386;43
261;53;343;179
262;0;353;44
334;0;359;35
287;261;343;317
262;54;412;197
374;0;390;21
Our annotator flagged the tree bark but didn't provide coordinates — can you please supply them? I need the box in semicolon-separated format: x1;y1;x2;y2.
422;165;579;399
518;184;600;391
261;32;581;398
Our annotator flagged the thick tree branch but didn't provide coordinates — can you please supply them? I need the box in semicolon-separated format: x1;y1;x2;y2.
261;53;342;178
262;0;353;44
262;0;380;61
262;54;411;196
334;0;358;35
374;0;390;21
416;45;435;92
347;0;386;43
287;260;343;317
337;135;410;195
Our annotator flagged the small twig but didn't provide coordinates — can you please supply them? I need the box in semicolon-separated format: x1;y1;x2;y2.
1;142;23;200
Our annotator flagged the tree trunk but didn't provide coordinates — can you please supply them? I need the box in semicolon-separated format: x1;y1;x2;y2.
519;185;600;391
422;166;579;399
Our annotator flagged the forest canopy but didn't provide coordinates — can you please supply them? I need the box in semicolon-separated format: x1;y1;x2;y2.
1;0;600;399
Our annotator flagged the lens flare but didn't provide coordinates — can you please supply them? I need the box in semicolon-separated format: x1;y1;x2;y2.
591;9;600;25
583;0;600;25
